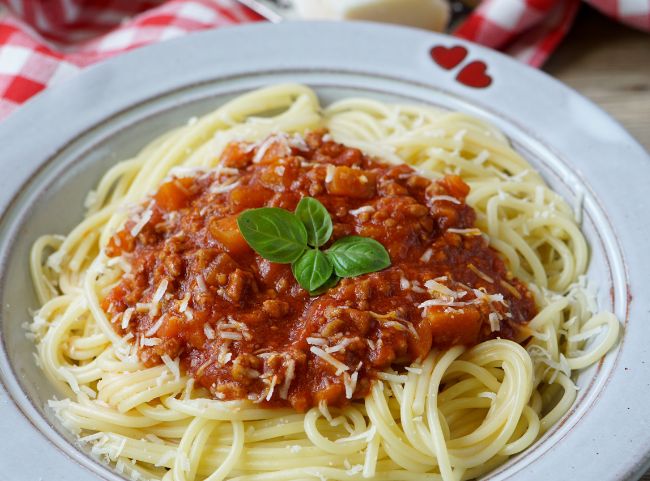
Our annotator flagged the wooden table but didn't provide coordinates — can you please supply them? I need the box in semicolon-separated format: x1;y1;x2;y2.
545;6;650;152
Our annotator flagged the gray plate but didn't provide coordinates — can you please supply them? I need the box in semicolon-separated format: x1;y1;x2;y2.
0;21;648;481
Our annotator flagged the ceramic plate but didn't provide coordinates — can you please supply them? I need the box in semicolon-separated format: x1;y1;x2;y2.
0;21;648;481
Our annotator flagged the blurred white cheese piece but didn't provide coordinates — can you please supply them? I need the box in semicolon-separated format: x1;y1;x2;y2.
294;0;450;32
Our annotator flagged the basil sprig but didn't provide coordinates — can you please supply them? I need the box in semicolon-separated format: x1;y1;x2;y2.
237;197;391;295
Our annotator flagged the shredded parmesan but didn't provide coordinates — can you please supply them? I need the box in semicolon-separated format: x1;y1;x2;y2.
135;303;151;313
179;292;191;312
326;338;357;354
121;307;134;330
310;346;349;375
210;179;240;194
265;375;278;401
278;358;296;399
307;337;327;346
220;331;243;341
161;354;181;381
130;204;153;237
420;248;433;262
152;279;168;304
203;324;216;340
196;275;207;292
429;195;461;205
348;205;375;216
343;371;359;399
424;279;462;298
489;312;501;332
253;134;291;164
325;164;335;183
140;337;162;347
145;315;165;337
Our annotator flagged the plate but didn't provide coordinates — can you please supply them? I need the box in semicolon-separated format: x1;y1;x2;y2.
0;21;648;481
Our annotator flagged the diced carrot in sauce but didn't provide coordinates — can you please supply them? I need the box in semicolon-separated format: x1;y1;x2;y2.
154;178;194;211
221;142;253;168
105;230;135;256
437;175;470;200
325;166;376;198
229;184;274;211
423;308;482;347
209;216;251;256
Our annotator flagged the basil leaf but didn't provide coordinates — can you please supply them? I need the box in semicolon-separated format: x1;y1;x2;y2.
237;208;307;263
295;197;333;247
327;236;391;278
309;273;340;296
292;249;334;292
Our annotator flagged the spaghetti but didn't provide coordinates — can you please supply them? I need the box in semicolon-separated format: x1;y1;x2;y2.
29;84;620;481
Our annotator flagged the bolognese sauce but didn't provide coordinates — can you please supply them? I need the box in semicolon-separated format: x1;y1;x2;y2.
103;131;536;411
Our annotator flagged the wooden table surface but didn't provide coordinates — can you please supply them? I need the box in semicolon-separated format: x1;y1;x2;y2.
547;8;650;480
545;6;650;152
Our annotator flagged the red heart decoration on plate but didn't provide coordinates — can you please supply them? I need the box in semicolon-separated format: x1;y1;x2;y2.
430;45;468;70
456;61;492;89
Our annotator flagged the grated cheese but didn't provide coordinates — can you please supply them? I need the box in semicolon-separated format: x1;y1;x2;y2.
210;179;240;194
152;279;168;305
161;354;181;381
306;337;327;346
310;346;349;375
140;337;162;347
429;195;461;205
220;331;243;341
130;204;153;237
265;375;278;401
145;315;165;337
253;134;291;164
58;367;81;394
278;358;296;399
348;205;375;216
489;312;501;332
419;248;433;262
325;337;355;354
325;164;335;183
203;324;216;340
196;275;207;292
121;307;134;330
343;370;359;399
179;292;191;312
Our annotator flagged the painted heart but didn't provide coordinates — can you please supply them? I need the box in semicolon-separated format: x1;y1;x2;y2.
430;45;468;70
456;61;492;89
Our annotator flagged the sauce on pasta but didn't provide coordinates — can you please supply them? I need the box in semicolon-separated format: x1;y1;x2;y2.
103;131;536;411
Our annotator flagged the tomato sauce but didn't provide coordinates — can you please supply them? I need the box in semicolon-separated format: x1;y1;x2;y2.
103;131;536;411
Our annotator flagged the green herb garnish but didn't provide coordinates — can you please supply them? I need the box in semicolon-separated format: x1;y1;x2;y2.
236;197;391;295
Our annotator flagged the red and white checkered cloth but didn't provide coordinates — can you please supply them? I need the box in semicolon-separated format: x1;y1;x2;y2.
0;0;648;121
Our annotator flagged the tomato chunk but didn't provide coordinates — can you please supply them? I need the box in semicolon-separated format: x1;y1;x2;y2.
209;216;251;256
154;178;193;211
326;166;376;198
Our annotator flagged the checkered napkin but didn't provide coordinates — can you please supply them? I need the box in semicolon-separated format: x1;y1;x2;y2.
0;0;648;121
